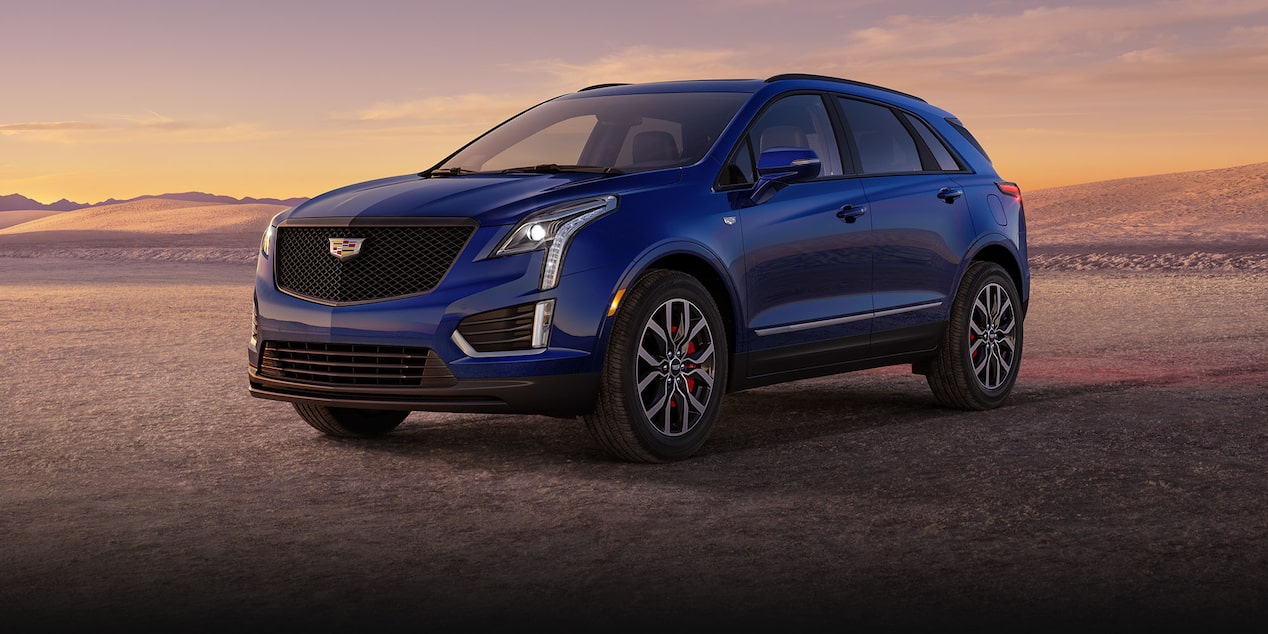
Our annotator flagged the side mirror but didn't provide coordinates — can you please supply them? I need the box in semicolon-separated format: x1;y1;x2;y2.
750;147;821;205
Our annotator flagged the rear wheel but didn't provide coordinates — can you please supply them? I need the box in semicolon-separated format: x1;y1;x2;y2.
293;403;408;437
927;261;1023;409
584;270;728;462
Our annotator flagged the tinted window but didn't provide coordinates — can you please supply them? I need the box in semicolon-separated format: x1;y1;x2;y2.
718;137;755;187
903;113;961;172
720;94;842;186
837;98;923;174
947;118;991;163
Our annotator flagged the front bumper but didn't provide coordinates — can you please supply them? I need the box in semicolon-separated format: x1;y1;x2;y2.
250;220;622;417
248;366;599;415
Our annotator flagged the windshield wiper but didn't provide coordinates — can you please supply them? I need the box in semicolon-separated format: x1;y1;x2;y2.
422;167;477;177
500;164;623;175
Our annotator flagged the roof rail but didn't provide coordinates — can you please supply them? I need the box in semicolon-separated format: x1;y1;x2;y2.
578;83;630;92
764;73;927;103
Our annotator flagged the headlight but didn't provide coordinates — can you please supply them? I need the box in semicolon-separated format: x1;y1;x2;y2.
260;224;275;257
494;195;617;290
260;209;289;258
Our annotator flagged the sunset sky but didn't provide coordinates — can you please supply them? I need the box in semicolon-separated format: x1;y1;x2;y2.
3;0;1266;203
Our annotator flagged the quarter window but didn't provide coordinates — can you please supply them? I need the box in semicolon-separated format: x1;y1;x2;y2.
718;137;755;187
903;113;961;172
837;98;923;174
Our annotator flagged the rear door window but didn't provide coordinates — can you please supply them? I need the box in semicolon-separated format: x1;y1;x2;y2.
836;98;923;175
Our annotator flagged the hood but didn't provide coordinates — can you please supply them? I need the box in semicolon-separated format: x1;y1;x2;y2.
286;171;679;226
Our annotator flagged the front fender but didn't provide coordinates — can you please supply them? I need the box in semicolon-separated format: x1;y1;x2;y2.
591;239;744;367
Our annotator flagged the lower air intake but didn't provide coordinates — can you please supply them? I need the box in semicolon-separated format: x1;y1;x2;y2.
259;342;457;388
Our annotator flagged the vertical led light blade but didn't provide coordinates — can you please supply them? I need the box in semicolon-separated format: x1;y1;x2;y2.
531;299;555;348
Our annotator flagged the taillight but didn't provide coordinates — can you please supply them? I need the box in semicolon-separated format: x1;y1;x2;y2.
996;181;1022;199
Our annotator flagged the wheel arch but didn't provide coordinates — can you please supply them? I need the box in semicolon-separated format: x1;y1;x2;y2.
644;252;739;355
963;237;1029;316
600;242;742;367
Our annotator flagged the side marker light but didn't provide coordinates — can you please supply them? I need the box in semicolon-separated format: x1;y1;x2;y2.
607;289;626;317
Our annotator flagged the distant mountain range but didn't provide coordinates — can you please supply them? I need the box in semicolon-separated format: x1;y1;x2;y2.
0;192;309;212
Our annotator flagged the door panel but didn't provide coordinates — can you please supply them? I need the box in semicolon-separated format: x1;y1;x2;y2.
863;174;975;339
717;92;875;377
833;96;974;353
741;178;873;351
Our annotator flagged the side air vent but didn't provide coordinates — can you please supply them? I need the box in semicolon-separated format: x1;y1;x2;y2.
456;303;538;353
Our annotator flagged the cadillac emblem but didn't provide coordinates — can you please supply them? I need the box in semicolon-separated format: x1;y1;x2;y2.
328;238;364;261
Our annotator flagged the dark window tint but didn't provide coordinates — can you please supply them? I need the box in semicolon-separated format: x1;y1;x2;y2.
947;118;991;164
903;113;961;172
718;137;755;187
837;98;923;174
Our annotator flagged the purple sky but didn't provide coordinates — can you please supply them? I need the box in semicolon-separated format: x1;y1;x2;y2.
2;0;1266;201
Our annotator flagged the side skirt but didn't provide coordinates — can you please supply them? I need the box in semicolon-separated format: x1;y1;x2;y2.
728;323;944;392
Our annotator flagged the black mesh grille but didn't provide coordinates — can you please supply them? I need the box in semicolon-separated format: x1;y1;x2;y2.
457;303;537;352
259;341;457;387
275;225;474;303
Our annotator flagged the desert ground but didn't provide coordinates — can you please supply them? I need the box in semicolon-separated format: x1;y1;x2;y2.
2;165;1266;632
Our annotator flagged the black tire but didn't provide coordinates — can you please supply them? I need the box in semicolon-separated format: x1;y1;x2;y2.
292;403;409;437
927;261;1023;410
583;270;729;463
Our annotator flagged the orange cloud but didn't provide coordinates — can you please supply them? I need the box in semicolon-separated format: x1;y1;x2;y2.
532;46;758;90
0;114;269;144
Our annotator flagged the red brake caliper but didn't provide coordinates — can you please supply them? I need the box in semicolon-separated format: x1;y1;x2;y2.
670;326;679;408
666;328;698;405
686;342;697;392
970;331;977;359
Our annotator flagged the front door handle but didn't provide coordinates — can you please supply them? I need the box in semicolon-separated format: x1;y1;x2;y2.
836;204;867;223
937;187;964;204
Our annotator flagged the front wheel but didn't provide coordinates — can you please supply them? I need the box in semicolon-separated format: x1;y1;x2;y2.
292;403;409;437
583;270;729;463
927;261;1023;409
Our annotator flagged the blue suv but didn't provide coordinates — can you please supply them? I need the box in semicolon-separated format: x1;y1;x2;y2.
249;74;1029;462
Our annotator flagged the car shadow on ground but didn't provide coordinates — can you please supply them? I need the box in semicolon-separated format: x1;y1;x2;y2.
303;377;1133;469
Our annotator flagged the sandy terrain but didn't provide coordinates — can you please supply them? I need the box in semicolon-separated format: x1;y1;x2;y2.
0;199;283;263
0;210;66;230
1025;162;1268;248
2;169;1267;631
0;199;285;236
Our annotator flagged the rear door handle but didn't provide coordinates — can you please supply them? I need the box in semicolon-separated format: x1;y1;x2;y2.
937;187;964;204
836;204;867;223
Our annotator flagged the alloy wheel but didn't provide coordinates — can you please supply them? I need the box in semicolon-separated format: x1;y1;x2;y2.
968;281;1017;391
635;298;717;437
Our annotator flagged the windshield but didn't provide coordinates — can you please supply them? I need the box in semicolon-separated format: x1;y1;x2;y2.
434;92;750;174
